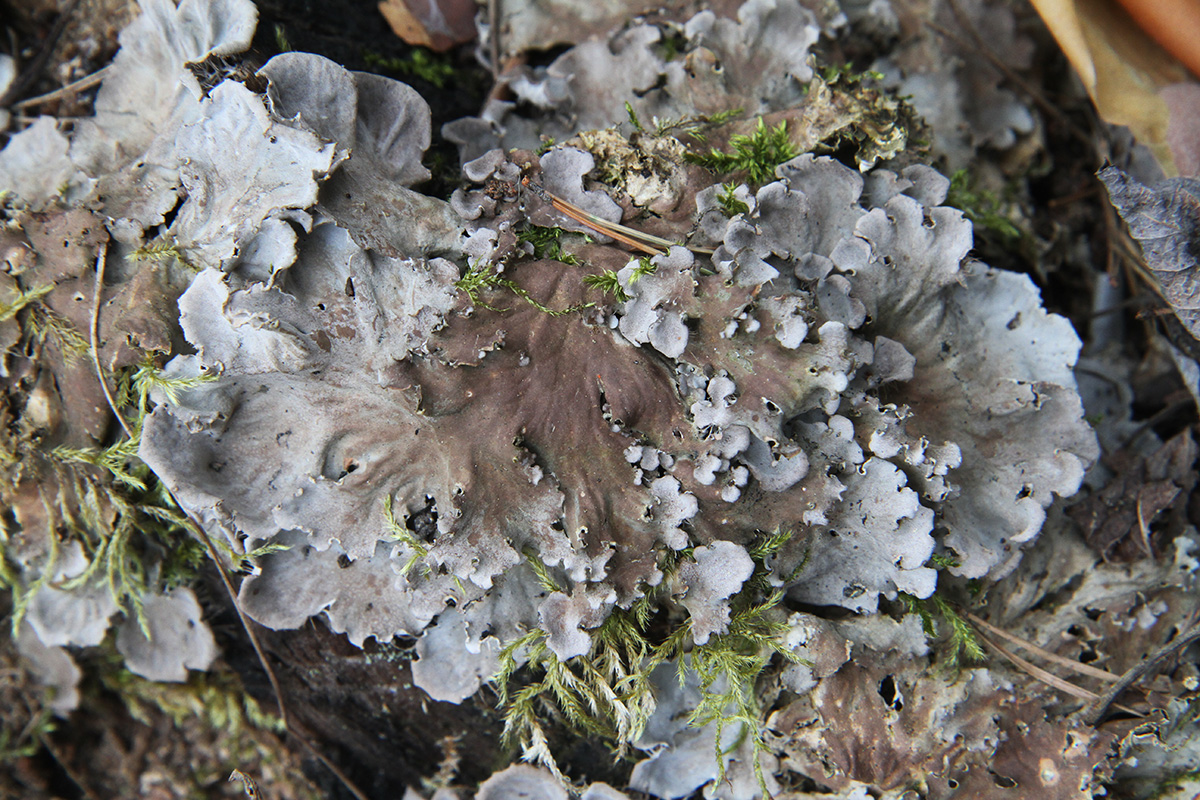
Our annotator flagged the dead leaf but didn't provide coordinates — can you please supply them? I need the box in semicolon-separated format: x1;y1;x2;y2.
1099;167;1200;339
378;0;477;51
1070;430;1196;559
1029;0;1197;175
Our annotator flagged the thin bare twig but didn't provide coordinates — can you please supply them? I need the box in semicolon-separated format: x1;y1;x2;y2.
13;65;109;110
487;0;501;80
975;628;1102;702
89;243;134;439
967;617;1142;718
521;176;714;256
1084;622;1200;725
965;612;1121;684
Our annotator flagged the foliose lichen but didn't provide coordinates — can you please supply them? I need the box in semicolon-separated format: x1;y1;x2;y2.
0;0;1098;795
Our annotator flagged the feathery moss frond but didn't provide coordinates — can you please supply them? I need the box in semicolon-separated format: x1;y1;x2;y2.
493;543;799;788
686;117;798;185
582;270;629;302
0;283;52;322
628;257;657;284
8;361;217;637
516;225;584;266
457;258;593;316
524;549;563;594
127;238;190;266
715;182;750;217
383;495;429;576
902;592;986;670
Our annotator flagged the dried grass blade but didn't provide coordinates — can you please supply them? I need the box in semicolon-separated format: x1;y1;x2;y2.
965;612;1121;683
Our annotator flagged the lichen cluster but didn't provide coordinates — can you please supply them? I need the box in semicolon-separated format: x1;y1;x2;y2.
0;0;1103;797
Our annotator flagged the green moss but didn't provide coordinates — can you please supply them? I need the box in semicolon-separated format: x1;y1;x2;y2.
945;170;1024;243
127;237;193;269
106;667;284;735
0;678;55;764
582;270;628;302
6;360;220;639
362;48;456;89
495;530;804;790
516;225;583;266
455;256;593;317
901;592;986;671
686;118;798;186
716;183;750;217
383;494;430;576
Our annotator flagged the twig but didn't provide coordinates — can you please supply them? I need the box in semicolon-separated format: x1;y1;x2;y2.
176;501;371;800
521;177;714;256
487;0;501;80
12;65;109;110
41;733;102;800
973;626;1145;717
965;612;1121;683
1084;622;1200;725
974;627;1101;702
89;243;134;439
1135;495;1157;559
0;0;84;108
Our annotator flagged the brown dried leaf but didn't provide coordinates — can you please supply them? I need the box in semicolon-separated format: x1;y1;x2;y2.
1070;430;1196;559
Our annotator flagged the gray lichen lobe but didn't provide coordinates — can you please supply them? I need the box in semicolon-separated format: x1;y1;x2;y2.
0;0;1100;794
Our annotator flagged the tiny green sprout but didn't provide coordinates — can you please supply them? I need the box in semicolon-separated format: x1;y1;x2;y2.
716;183;750;217
232;541;292;574
524;548;563;593
625;101;644;132
273;23;291;53
928;552;961;570
516;225;582;265
383;495;429;576
686;117;798;186
901;592;986;671
629;256;657;283
946;170;1023;243
536;136;557;155
657;31;685;62
650;107;743;140
128;238;189;267
582;270;629;302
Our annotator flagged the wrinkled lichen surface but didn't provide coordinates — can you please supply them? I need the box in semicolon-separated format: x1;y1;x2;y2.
6;0;1195;798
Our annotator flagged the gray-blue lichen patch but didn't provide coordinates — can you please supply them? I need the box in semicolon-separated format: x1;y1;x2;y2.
115;587;216;682
0;0;1103;791
130;49;1095;718
446;0;821;160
